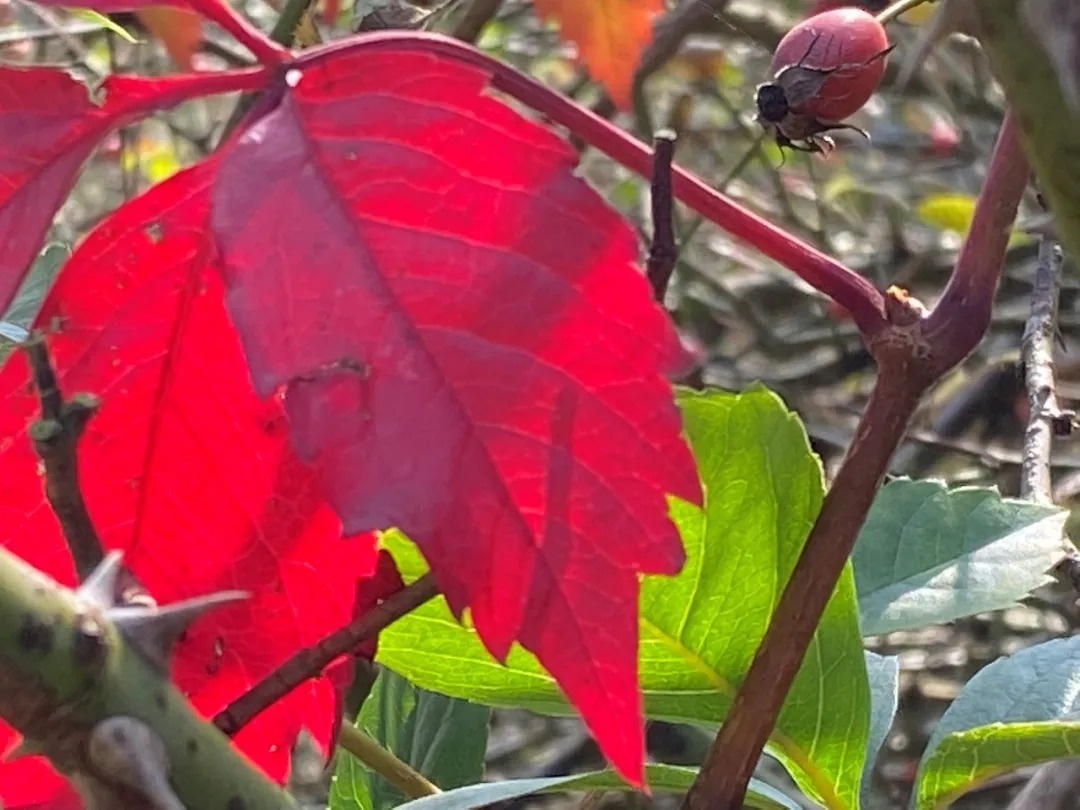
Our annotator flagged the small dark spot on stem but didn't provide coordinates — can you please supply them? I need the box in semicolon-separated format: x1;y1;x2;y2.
73;613;106;668
226;797;246;810
1052;410;1076;436
17;616;53;655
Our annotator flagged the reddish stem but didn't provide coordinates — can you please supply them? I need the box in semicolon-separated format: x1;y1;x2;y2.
188;0;290;65
291;32;889;337
681;367;925;810
680;114;1029;810
114;67;271;113
925;114;1028;372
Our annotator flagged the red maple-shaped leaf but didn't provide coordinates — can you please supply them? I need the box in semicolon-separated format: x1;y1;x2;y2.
209;44;701;783
0;65;263;315
0;158;377;806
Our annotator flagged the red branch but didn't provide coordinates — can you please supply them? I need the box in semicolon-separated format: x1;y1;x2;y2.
925;114;1029;372
291;32;890;338
188;0;290;65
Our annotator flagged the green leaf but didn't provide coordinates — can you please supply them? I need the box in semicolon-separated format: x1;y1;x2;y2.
913;635;1080;809
861;653;899;806
67;9;140;42
379;386;870;809
3;242;69;332
329;669;491;810
916;192;1028;246
853;479;1068;636
392;765;799;810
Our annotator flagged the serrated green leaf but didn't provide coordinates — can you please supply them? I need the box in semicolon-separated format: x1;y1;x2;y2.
392;765;798;810
379;386;870;809
913;635;1080;809
853;479;1068;636
329;669;490;810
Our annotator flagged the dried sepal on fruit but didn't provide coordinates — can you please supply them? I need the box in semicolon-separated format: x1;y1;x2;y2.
755;8;892;155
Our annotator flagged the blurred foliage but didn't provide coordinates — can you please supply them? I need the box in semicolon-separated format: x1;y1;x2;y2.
2;0;1076;807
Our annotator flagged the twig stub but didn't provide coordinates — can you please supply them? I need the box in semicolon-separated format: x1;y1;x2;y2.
24;336;105;581
214;572;439;736
647;130;679;303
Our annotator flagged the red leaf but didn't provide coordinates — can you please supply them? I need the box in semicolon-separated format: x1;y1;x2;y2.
209;45;700;783
0;65;265;315
0;158;377;805
533;0;664;109
0;756;80;810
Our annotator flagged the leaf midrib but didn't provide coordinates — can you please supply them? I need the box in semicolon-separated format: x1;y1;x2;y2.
640;617;847;809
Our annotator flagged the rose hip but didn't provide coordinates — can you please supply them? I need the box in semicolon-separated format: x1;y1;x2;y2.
755;8;892;154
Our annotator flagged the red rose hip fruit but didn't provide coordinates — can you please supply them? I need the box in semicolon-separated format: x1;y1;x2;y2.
769;8;890;122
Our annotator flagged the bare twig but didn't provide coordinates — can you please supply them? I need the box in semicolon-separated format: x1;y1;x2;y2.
0;21;110;46
13;0;93;67
452;0;500;42
214;573;439;735
1008;238;1080;810
338;721;441;798
24;336;104;581
647;131;678;303
1020;238;1070;503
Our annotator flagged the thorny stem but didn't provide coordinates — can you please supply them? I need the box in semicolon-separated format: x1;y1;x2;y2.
214;574;438;735
338;722;441;798
681;115;1029;809
292;33;890;337
1020;238;1067;503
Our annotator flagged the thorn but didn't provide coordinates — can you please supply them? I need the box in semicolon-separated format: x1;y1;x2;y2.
109;591;249;670
76;551;125;608
87;716;184;810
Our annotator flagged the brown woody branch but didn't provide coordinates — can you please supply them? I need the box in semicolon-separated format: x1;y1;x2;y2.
682;114;1029;809
647;131;678;303
214;573;439;735
24;336;104;581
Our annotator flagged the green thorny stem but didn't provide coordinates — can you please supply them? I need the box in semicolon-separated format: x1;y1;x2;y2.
682;114;1028;809
0;548;296;808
